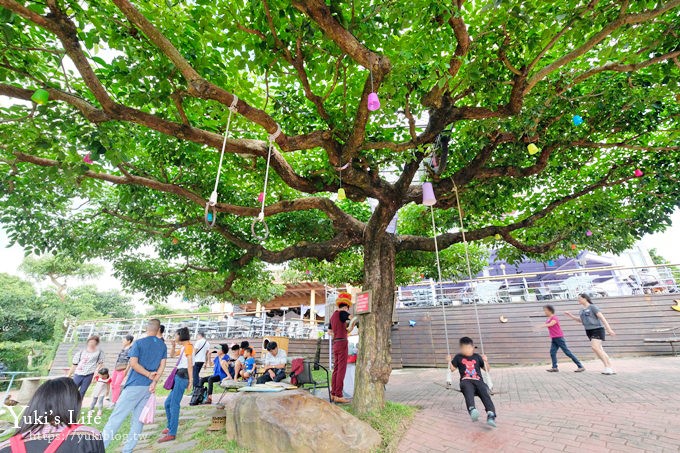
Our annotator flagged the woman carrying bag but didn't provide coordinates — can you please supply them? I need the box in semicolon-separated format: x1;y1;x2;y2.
158;327;193;443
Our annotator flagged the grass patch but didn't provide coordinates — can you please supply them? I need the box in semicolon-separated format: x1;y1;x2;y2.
343;401;417;453
192;430;249;452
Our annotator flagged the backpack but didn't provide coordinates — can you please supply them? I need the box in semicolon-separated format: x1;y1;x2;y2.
189;385;208;406
289;358;304;386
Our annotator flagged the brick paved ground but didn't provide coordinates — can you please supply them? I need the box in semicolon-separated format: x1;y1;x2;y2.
388;356;680;453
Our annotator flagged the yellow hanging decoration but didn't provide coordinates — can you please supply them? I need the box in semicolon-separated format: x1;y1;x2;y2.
527;143;540;155
337;188;346;200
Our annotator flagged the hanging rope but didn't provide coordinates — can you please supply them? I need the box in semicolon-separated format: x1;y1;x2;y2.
453;182;485;355
251;125;280;241
430;205;451;357
205;95;239;228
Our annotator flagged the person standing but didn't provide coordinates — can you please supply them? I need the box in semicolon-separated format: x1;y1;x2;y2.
88;368;111;417
110;335;134;405
329;292;352;404
542;305;585;372
67;335;104;398
102;319;167;453
159;327;193;443
192;331;210;388
565;294;616;375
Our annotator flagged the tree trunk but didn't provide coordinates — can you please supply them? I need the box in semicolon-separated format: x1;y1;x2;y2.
353;234;396;415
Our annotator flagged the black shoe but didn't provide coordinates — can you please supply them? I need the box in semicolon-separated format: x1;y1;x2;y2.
546;368;559;372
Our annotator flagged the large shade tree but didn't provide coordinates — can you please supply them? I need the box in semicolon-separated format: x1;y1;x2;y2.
1;0;679;413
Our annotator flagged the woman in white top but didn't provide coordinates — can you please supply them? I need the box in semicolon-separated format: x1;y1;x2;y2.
192;331;211;388
159;327;193;444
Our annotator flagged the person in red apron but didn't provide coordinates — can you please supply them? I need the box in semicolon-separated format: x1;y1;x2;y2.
329;292;353;404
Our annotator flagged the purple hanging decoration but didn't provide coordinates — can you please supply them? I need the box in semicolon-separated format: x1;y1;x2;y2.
367;65;380;111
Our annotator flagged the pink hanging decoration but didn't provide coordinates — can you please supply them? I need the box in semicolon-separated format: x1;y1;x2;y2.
634;168;644;178
83;153;93;164
586;230;593;237
367;92;380;111
257;192;265;203
422;182;436;206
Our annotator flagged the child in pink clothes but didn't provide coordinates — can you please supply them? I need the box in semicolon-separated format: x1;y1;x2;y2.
543;305;585;373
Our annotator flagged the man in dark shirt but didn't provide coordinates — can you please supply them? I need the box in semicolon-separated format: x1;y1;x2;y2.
329;292;352;403
449;336;497;427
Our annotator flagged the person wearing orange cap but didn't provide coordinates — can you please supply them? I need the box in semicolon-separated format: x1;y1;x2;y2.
329;292;353;403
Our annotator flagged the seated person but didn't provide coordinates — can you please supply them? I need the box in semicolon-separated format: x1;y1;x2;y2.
233;340;250;380
257;341;288;384
239;347;256;385
226;343;240;378
0;377;105;452
198;344;230;404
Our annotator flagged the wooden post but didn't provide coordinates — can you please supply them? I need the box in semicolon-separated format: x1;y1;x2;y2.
310;290;316;325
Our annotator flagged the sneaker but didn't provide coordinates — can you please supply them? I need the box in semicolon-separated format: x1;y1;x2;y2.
469;407;479;422
157;435;176;443
546;368;559;372
574;367;586;373
602;368;616;375
487;412;497;428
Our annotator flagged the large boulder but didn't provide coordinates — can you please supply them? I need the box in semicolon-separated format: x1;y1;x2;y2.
222;390;381;453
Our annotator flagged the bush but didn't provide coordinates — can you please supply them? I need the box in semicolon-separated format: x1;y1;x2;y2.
0;341;46;371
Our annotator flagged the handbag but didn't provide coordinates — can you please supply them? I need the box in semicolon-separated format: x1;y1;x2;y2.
10;424;82;453
163;346;184;390
139;394;156;424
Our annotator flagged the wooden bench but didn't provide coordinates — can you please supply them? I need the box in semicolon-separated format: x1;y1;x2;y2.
644;327;680;356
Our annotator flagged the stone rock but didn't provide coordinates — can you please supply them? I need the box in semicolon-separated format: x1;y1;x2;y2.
223;390;381;453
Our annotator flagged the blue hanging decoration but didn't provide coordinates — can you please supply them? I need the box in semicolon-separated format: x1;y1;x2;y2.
572;115;584;126
547;260;555;266
409;320;417;327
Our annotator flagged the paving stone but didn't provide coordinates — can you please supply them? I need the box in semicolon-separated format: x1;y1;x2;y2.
390;356;680;453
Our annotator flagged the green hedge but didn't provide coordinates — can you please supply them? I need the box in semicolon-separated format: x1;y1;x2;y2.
0;341;47;371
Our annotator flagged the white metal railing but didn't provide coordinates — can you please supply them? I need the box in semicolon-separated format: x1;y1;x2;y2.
63;311;326;343
396;263;680;308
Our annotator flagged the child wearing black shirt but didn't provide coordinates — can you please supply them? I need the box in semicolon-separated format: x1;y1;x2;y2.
449;336;497;427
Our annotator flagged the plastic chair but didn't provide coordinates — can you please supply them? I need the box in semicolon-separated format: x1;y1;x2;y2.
295;360;331;402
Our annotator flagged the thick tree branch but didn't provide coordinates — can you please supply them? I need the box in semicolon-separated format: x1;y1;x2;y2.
564;50;680;90
397;168;630;251
11;152;362;233
527;0;601;71
291;0;391;73
525;0;680;93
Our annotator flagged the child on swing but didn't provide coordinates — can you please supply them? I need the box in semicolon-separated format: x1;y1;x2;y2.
449;337;497;427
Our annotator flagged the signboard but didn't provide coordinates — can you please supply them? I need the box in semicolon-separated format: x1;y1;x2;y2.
355;290;372;315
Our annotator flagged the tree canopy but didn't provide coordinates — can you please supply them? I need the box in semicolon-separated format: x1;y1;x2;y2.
1;0;679;412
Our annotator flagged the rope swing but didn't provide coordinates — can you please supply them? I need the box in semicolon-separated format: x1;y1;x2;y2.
205;95;239;228
453;182;493;389
452;183;485;354
428;203;454;386
251;125;281;242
